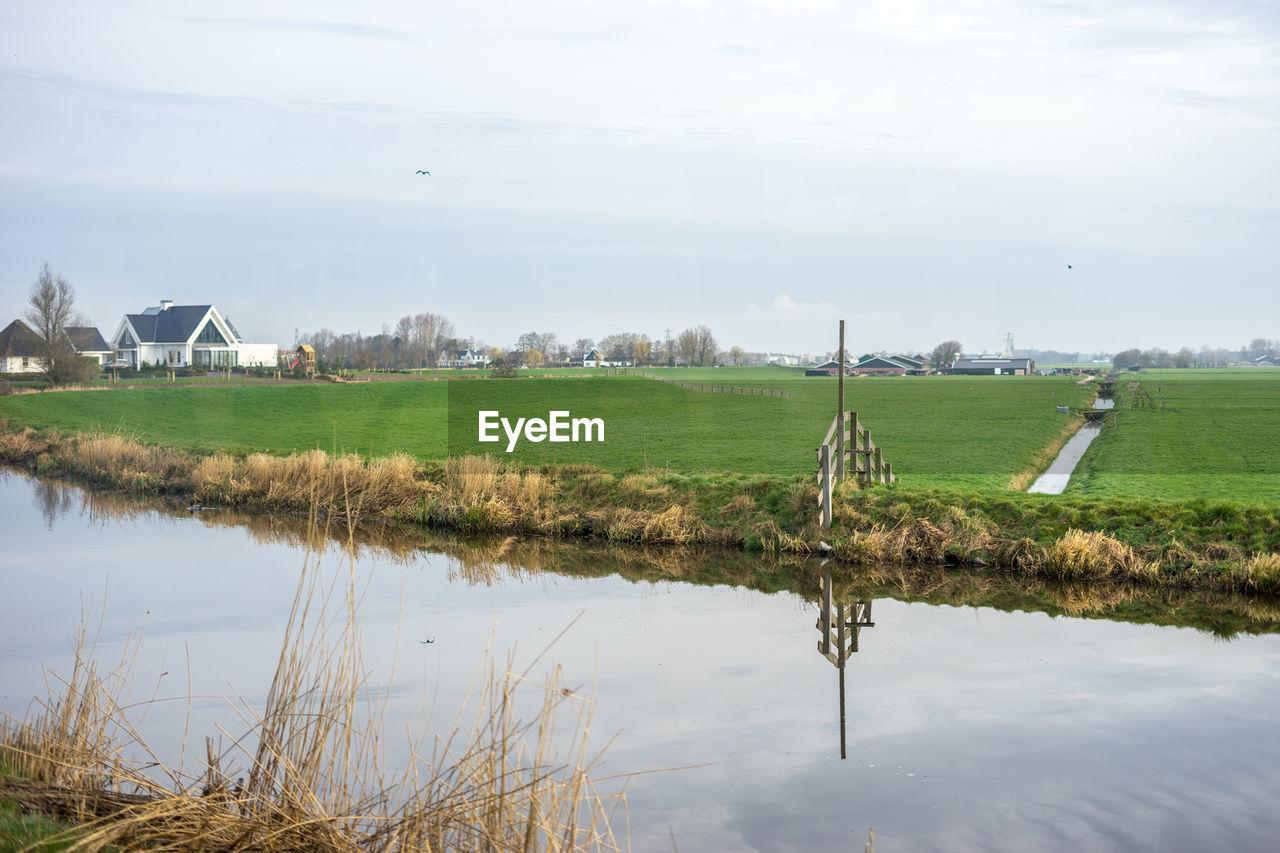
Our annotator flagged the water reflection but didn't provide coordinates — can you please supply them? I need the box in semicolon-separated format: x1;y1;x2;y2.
8;468;1280;853
816;570;875;759
12;468;1280;640
33;477;79;530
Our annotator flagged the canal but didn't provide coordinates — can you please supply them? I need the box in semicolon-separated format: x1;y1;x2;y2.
3;469;1279;852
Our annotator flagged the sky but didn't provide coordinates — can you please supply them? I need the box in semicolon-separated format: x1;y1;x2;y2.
1;0;1277;357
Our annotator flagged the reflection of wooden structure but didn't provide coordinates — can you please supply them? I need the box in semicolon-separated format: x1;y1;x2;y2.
816;570;875;759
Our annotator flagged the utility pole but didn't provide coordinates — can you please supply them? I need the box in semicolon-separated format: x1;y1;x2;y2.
837;320;846;482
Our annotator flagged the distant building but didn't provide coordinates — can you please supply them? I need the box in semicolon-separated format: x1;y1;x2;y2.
1;319;112;373
582;348;629;368
806;359;854;376
851;356;907;376
438;348;489;368
948;357;1035;376
111;300;277;369
0;319;45;373
65;327;112;365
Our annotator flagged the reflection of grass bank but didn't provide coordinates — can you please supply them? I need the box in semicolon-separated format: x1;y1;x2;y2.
1;551;621;852
14;467;1280;640
3;421;1279;595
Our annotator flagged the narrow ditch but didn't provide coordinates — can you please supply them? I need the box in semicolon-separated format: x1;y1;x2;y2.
1027;398;1114;494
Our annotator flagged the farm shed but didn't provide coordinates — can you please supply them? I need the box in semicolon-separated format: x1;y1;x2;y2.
948;357;1035;376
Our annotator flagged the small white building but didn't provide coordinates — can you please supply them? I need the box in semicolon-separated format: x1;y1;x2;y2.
111;300;278;369
0;319;45;373
437;348;489;369
1;320;113;373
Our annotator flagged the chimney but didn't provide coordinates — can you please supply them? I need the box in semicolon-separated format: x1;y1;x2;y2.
160;299;174;311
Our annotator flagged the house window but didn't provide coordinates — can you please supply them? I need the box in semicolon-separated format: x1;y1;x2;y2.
21;357;29;368
195;321;227;345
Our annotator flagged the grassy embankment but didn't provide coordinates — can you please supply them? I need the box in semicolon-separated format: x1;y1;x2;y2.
1;370;1278;590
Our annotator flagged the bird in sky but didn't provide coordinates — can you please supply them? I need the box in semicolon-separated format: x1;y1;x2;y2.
416;170;431;175
1067;264;1073;269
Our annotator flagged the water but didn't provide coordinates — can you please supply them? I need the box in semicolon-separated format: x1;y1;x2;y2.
3;470;1280;852
1029;399;1115;494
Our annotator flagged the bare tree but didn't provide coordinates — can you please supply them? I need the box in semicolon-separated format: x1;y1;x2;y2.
412;312;455;368
929;340;963;370
693;325;717;366
25;262;95;386
598;332;640;362
676;329;698;366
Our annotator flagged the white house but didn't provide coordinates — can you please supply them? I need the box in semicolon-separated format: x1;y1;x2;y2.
437;348;489;369
582;348;631;368
1;319;112;373
111;300;278;369
0;319;44;373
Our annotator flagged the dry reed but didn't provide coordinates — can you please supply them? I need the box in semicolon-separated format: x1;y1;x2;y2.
0;538;624;851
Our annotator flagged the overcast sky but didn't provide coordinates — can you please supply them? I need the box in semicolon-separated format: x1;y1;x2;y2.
2;1;1276;356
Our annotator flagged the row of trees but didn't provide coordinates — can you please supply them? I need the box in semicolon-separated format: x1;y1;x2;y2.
302;312;459;371
1112;340;1279;370
298;321;727;370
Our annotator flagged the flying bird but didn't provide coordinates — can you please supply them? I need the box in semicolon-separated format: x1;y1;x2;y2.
1067;264;1073;269
416;170;431;175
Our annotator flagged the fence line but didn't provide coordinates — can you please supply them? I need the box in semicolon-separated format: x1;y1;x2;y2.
816;410;896;529
604;368;794;398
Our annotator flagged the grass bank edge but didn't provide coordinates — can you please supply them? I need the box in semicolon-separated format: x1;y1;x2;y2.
2;421;1278;594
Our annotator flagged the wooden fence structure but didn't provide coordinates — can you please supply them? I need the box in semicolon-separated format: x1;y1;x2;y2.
606;368;793;398
816;410;896;529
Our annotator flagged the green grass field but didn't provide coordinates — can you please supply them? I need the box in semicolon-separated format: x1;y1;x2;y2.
0;370;1093;488
1067;372;1280;503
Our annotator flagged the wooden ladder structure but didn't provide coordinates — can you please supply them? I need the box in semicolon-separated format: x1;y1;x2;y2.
816;410;896;529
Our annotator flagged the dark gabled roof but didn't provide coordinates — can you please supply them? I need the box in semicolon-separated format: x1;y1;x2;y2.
0;319;44;357
890;354;925;367
124;305;214;344
854;356;907;369
65;326;110;353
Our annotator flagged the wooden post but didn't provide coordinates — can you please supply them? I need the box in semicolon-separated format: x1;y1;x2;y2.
874;446;883;483
837;320;846;483
862;427;872;483
849;412;860;479
819;443;833;530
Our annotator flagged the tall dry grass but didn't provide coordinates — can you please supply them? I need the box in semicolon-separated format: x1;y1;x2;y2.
0;542;624;851
194;449;434;518
1035;529;1159;581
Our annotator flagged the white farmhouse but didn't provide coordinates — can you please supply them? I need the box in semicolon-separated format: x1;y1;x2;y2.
111;300;278;369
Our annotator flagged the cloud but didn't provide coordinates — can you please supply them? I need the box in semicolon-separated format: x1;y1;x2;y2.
726;295;903;355
180;16;410;42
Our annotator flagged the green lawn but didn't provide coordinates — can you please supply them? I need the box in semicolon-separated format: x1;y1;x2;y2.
0;383;450;458
0;371;1093;485
1067;373;1280;503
